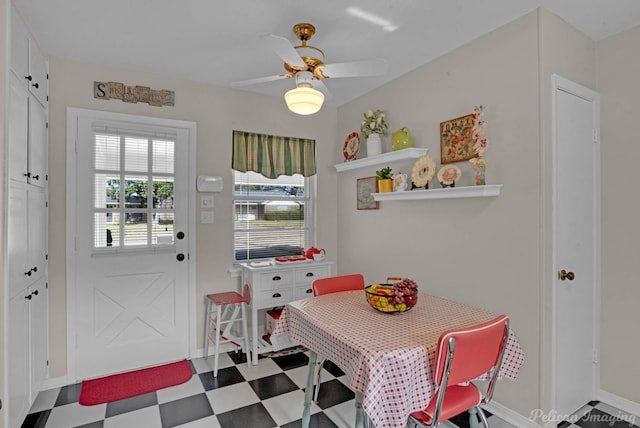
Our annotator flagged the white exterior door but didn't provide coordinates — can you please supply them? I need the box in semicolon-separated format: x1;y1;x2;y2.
68;109;195;379
552;75;600;416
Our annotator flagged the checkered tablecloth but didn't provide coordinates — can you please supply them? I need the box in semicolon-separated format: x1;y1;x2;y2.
271;290;525;428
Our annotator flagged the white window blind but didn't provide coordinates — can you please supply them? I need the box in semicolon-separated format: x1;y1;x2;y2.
232;170;313;261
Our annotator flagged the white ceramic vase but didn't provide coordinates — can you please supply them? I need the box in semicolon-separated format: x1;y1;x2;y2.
366;133;382;157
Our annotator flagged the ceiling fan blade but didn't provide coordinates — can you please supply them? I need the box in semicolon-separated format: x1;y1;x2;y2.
231;74;290;87
320;59;388;78
263;34;306;68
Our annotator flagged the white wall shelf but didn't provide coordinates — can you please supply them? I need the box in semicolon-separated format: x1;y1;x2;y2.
334;148;428;172
372;184;502;201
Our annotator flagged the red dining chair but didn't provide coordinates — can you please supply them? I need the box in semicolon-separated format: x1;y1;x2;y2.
311;273;365;401
407;315;509;428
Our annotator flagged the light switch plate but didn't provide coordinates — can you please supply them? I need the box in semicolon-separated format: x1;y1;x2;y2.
201;211;214;224
201;195;214;208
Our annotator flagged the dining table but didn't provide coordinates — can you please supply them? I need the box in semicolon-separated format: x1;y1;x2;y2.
270;289;525;428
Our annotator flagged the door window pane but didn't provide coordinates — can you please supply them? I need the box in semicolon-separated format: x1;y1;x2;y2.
93;132;176;250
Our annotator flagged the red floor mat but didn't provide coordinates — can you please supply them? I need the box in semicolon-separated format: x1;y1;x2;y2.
79;359;192;405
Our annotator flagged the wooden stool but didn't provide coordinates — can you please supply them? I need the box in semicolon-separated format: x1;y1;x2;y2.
204;284;251;376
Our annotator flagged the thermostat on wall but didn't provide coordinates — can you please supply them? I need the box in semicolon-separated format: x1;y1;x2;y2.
197;176;223;193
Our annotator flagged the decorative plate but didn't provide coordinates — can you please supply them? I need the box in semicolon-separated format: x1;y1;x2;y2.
437;165;462;185
410;154;437;188
343;132;361;161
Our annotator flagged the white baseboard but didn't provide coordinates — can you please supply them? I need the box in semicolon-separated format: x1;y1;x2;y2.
42;375;71;391
598;389;640;418
483;401;543;427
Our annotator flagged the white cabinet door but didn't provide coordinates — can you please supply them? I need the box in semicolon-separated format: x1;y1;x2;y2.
29;42;48;106
28;189;47;284
11;5;48;106
8;290;30;428
9;76;29;184
29;278;49;401
9;76;47;188
28;99;47;188
10;5;30;85
8;187;29;296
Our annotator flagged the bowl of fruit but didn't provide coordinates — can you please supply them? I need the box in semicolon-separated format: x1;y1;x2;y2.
365;278;418;313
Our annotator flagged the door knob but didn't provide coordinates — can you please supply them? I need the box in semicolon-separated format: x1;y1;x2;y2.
558;269;575;281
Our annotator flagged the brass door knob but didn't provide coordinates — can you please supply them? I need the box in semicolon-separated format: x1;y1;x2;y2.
558;269;575;281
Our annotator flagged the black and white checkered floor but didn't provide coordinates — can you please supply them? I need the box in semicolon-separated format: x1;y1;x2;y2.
21;351;638;428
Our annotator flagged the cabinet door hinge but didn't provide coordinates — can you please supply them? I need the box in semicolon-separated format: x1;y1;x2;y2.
592;349;599;363
593;128;599;143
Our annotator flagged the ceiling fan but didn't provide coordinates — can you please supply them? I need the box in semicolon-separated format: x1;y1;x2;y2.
231;22;388;115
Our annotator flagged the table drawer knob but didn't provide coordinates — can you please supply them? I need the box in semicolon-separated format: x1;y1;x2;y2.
306;288;312;294
272;293;282;298
305;272;314;277
272;276;282;281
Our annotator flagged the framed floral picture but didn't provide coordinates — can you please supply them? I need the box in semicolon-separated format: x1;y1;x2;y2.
357;177;379;210
440;113;475;164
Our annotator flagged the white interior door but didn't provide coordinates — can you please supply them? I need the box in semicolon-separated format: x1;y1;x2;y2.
553;75;600;416
68;109;195;379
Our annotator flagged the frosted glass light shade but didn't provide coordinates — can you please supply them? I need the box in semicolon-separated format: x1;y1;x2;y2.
284;85;325;115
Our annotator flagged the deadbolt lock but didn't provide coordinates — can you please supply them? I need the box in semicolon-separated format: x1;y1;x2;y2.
558;269;575;281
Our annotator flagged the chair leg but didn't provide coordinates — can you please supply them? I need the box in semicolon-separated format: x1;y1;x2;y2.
213;304;222;377
204;300;212;359
240;302;251;368
477;406;490;428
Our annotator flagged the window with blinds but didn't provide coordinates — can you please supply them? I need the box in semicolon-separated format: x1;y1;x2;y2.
232;170;313;261
93;126;176;250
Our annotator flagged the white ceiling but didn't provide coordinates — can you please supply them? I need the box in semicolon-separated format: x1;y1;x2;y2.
13;0;640;107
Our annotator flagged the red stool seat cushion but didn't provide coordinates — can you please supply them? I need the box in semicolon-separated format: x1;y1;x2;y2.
207;291;249;306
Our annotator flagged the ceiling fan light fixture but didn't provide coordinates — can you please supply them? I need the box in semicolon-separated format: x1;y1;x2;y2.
284;83;324;115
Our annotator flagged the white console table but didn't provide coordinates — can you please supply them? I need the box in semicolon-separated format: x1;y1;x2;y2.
240;261;333;364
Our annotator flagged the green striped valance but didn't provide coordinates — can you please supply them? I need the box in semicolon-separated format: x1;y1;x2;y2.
232;130;316;178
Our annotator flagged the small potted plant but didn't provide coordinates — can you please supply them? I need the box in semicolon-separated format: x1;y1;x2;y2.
376;166;393;193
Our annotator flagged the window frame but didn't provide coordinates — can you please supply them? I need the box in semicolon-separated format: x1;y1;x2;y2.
91;125;178;254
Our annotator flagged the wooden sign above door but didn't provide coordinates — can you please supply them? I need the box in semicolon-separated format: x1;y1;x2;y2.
94;81;175;107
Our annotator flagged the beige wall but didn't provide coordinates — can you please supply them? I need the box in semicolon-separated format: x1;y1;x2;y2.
336;12;541;416
46;58;339;378
596;25;640;404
